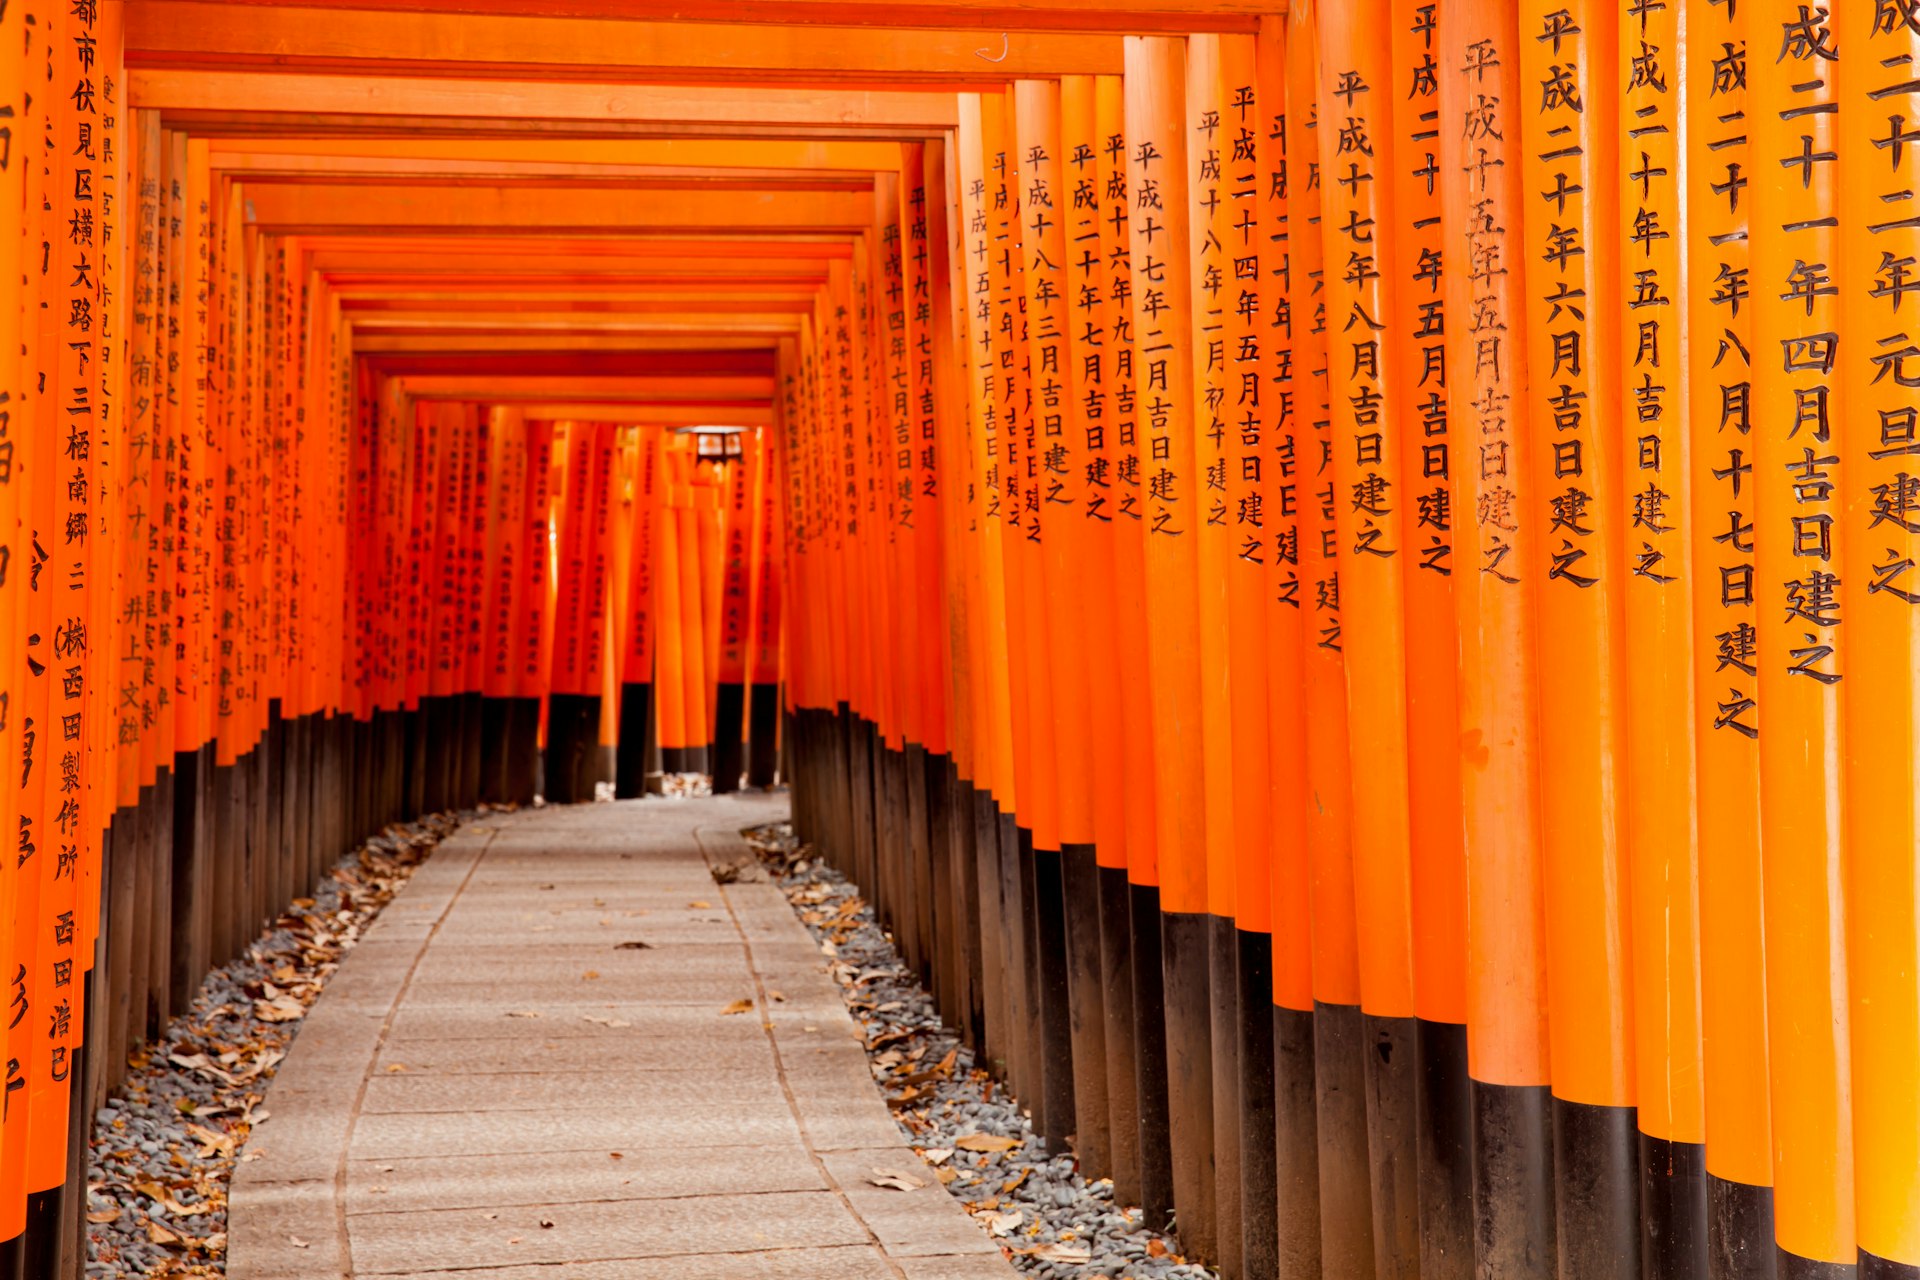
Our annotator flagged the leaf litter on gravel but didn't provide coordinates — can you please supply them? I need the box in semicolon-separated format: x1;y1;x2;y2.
86;807;484;1278
742;820;1215;1280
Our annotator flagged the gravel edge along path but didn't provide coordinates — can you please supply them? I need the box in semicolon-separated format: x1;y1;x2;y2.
85;809;471;1278
741;820;1217;1280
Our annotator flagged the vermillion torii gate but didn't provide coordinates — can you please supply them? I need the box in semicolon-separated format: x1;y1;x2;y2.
0;3;1914;1280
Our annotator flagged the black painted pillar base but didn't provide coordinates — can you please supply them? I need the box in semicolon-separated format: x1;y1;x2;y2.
1129;882;1174;1232
1316;1001;1376;1280
1098;864;1142;1206
544;693;602;805
1238;931;1278;1280
1060;844;1109;1177
614;682;653;799
503;697;540;806
747;682;780;786
1417;1019;1474;1280
1554;1098;1641;1280
1365;1012;1421;1280
1274;1004;1321;1280
1471;1080;1557;1280
1032;842;1075;1152
712;681;745;793
478;696;512;804
1210;914;1243;1277
1163;909;1217;1263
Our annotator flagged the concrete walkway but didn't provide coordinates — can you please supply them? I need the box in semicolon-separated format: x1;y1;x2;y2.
228;793;1018;1280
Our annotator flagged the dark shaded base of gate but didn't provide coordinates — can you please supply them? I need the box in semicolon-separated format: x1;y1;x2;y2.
17;690;585;1278
783;703;1789;1280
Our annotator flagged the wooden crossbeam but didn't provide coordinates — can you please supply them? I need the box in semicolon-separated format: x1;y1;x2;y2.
128;3;1124;81
244;183;877;231
207;135;906;169
132;69;960;130
392;375;778;397
167;0;1277;34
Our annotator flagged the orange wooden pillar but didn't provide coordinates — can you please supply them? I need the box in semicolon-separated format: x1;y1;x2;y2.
5;0;52;1247
1836;6;1920;1274
1513;4;1640;1267
1749;4;1856;1275
1312;6;1423;1278
746;428;784;787
515;420;556;803
1182;39;1243;1269
615;425;663;797
955;92;1022;1099
1061;72;1143;1210
1093;67;1174;1228
0;2;29;1249
977;89;1040;1118
1282;8;1369;1277
1613;0;1706;1271
477;406;530;804
1013;75;1086;1158
1124;34;1216;1260
1250;19;1320;1280
1435;1;1557;1273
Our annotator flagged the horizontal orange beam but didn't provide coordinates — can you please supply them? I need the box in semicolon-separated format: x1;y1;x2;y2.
354;333;782;353
394;375;777;397
513;402;774;425
207;136;906;170
215;153;880;189
177;0;1272;35
321;272;832;289
128;4;1123;81
243;183;877;232
132;69;960;130
338;296;817;314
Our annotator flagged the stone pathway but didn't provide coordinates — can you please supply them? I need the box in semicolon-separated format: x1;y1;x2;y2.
227;792;1017;1280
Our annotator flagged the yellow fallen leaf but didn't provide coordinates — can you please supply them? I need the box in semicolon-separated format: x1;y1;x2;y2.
87;1209;119;1224
953;1133;1019;1153
688;900;712;909
149;1221;186;1246
384;1063;409;1074
719;998;753;1015
581;970;600;980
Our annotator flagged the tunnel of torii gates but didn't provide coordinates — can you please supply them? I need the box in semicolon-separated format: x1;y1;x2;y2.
0;0;1915;1278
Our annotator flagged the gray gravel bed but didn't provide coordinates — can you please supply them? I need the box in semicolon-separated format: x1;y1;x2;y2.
741;820;1216;1280
85;809;473;1278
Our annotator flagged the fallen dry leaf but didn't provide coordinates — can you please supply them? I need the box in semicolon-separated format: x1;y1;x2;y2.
918;1147;952;1166
87;1209;119;1224
539;1217;555;1229
614;940;652;950
953;1133;1020;1153
384;1063;409;1074
688;900;712;909
505;1010;543;1019
983;1210;1023;1237
1147;1238;1170;1258
1033;1243;1092;1265
867;1168;925;1192
287;1235;310;1250
580;1014;632;1028
253;995;307;1023
1001;1169;1029;1194
719;998;753;1015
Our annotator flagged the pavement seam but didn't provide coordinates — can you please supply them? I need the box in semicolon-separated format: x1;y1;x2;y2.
332;825;496;1276
694;822;913;1280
